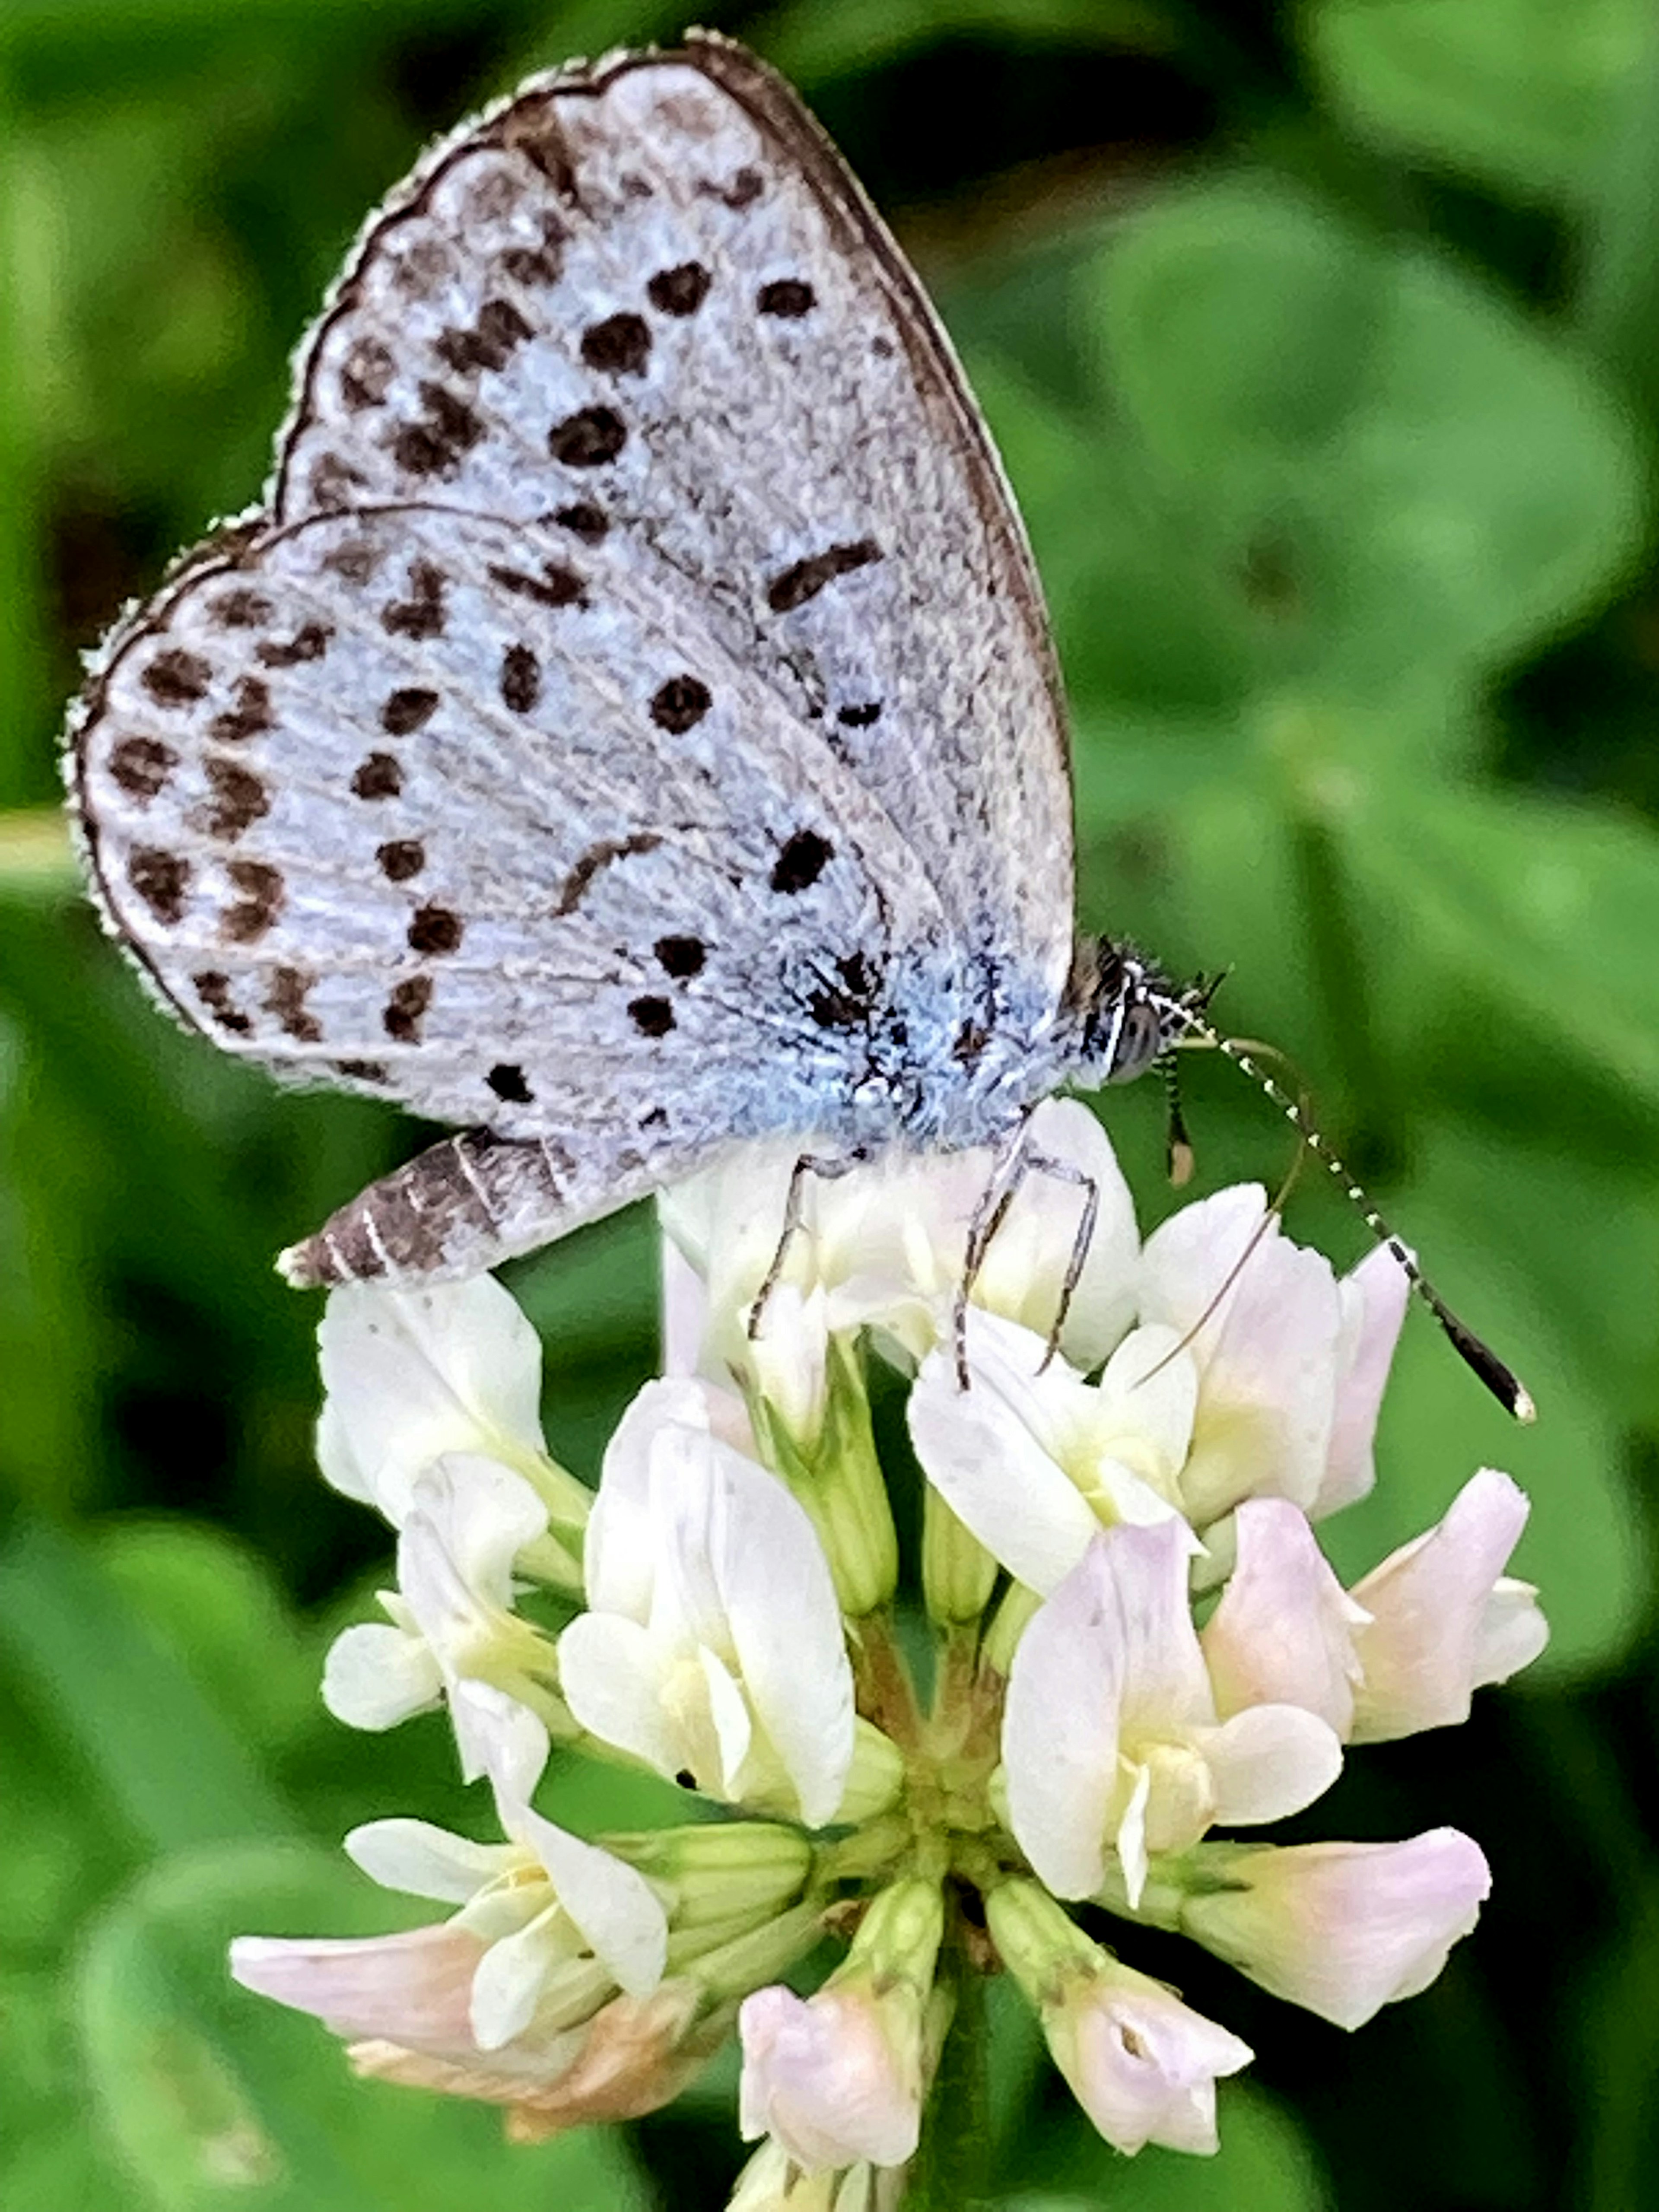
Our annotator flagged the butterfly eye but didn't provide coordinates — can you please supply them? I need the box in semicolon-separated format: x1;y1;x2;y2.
1105;1000;1163;1085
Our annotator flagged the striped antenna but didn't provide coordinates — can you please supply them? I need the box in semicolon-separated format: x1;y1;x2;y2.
1162;1001;1535;1424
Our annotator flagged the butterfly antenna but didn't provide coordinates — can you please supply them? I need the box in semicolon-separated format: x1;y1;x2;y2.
1164;1001;1535;1424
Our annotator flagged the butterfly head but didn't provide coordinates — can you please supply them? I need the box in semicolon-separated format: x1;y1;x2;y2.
1068;938;1208;1089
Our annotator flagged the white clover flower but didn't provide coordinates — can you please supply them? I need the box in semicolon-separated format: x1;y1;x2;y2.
556;1379;864;1827
243;1117;1544;2174
908;1307;1196;1596
1139;1186;1409;1527
323;1452;565;1778
738;1880;943;2171
1002;1520;1344;1905
233;1718;667;2060
1173;1830;1494;2030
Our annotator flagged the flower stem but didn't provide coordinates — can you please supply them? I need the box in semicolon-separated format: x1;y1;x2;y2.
908;1939;991;2211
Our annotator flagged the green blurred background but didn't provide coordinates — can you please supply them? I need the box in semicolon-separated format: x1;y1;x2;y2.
4;1;1659;2206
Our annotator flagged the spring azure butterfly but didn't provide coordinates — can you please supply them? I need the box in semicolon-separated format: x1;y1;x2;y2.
67;33;1198;1299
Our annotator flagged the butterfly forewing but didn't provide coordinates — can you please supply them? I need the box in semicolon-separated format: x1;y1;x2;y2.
274;38;1075;989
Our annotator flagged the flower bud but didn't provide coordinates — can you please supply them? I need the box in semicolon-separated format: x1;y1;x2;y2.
737;1880;944;2171
985;1881;1249;2155
750;1333;898;1616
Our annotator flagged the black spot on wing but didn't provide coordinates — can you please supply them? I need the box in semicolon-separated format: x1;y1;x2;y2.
581;313;652;375
552;502;607;542
500;644;540;713
211;676;273;744
767;540;881;614
141;649;211;708
408;906;463;956
108;735;177;803
223;858;284;942
770;830;833;894
128;847;190;924
194;969;249;1033
654;934;705;979
382;687;439;735
391;383;485;477
650;675;711;734
629;995;674;1037
757;279;814;318
257;622;331;669
384;976;432;1042
269;966;322;1043
352;753;402;800
647;262;711;316
549;406;626;467
486;561;585;609
382;560;448;640
200;757;270;841
837;701;882;729
377;839;425;883
435;298;533;375
487;1062;533;1104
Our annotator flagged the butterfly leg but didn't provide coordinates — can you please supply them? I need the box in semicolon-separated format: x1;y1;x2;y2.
953;1120;1100;1388
746;1147;871;1344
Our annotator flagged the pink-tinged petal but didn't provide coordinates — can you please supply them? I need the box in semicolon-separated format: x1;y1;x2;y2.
316;1279;546;1522
1054;1968;1252;2157
513;1805;669;1999
321;1620;441;1730
1201;1499;1365;1735
557;1612;683;1776
350;1977;715;2130
1316;1244;1410;1517
1003;1539;1127;1899
1140;1189;1344;1522
1196;1703;1344;1824
1181;1830;1491;2029
1477;1578;1551;1685
344;1818;514;1904
1349;1469;1546;1743
908;1323;1104;1596
230;1924;483;2052
738;1985;921;2170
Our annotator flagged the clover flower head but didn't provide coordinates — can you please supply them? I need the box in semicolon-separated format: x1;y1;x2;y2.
234;1110;1546;2191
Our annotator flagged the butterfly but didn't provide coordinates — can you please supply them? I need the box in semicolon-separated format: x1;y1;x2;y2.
63;35;1529;1421
67;34;1189;1289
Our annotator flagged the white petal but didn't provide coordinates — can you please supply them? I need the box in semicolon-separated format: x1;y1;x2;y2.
1201;1499;1364;1735
713;1448;854;1829
558;1612;683;1776
344;1818;515;1903
908;1323;1103;1596
321;1620;441;1730
1003;1538;1126;1899
513;1805;668;1999
1140;1189;1343;1522
1316;1243;1410;1517
973;1100;1140;1369
702;1641;757;1799
660;1227;710;1380
407;1452;547;1608
1197;1703;1344;1824
316;1278;547;1524
1104;1519;1213;1738
469;1905;565;2050
586;1379;715;1618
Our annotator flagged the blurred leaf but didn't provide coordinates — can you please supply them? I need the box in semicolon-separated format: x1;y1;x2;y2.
761;0;1173;83
0;807;75;896
1581;1888;1659;2210
0;1521;294;1851
1306;0;1655;207
1079;177;1647;721
77;1840;652;2212
998;2081;1330;2207
95;1519;322;1754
